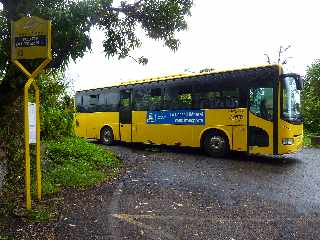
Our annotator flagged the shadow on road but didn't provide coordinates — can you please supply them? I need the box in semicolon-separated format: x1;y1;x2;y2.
94;140;302;167
227;151;301;165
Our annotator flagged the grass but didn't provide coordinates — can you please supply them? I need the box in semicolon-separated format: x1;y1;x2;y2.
303;133;320;148
37;137;121;195
304;133;312;147
0;236;14;240
12;203;59;223
27;205;56;222
0;137;121;223
12;137;122;222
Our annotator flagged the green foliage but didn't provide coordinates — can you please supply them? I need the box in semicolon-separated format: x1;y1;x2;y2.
303;134;312;147
102;0;192;58
0;0;192;210
41;107;74;140
0;0;193;71
26;206;57;222
38;71;75;139
302;60;320;135
39;138;121;195
0;235;14;240
14;204;59;223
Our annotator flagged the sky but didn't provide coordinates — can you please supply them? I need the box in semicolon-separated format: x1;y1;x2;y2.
67;0;320;91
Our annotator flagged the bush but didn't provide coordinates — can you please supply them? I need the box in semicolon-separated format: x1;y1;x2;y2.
38;71;75;140
41;107;74;140
302;60;320;135
39;138;121;195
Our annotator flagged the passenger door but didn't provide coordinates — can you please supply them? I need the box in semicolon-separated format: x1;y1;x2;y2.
248;87;274;155
119;89;132;142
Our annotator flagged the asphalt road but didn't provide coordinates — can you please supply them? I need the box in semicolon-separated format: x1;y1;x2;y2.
100;145;320;240
9;145;320;239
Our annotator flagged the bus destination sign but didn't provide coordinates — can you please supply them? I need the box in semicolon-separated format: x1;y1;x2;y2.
147;110;205;125
11;16;51;60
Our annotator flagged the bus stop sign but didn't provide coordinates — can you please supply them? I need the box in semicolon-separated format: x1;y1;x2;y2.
11;16;51;60
11;16;52;209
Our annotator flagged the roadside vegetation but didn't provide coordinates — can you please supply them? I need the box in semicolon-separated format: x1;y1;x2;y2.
0;0;193;218
302;59;320;147
0;1;193;235
0;72;121;226
37;72;120;196
40;138;121;195
25;137;121;222
303;134;312;147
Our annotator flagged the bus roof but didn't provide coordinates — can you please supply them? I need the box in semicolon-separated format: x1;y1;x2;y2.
77;64;283;93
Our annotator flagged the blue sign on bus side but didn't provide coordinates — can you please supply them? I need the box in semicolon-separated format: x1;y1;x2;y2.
146;110;205;125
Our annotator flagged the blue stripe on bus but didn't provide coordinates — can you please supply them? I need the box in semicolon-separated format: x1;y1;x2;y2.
146;110;205;125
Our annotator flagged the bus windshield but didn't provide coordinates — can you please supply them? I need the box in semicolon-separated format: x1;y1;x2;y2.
282;76;302;123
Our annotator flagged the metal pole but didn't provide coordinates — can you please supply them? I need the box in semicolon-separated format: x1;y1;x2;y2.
24;78;34;210
33;82;42;200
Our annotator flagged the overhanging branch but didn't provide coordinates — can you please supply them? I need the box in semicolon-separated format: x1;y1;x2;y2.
107;0;143;14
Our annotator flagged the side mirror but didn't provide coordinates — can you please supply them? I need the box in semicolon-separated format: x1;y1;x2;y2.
281;74;303;90
295;76;303;90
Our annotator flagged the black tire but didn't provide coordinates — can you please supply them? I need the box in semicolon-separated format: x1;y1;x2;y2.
202;132;229;157
100;127;114;145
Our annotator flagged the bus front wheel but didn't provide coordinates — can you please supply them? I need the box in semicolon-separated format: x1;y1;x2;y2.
100;127;114;145
202;132;229;158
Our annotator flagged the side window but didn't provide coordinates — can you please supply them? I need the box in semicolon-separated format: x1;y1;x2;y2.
223;89;239;108
97;90;120;112
89;91;120;112
120;90;131;110
133;88;150;111
149;88;162;111
199;91;223;109
81;95;90;112
179;92;192;109
76;95;84;112
106;90;120;111
86;94;99;112
164;85;192;110
250;88;273;121
120;90;132;124
77;90;120;113
194;84;240;109
89;94;98;106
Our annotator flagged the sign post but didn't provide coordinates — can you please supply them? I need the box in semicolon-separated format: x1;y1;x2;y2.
11;16;52;210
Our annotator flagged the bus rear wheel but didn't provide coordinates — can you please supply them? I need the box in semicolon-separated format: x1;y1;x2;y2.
202;132;229;158
100;127;114;145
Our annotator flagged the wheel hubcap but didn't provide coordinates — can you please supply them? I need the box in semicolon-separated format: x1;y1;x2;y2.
103;130;112;143
208;136;224;151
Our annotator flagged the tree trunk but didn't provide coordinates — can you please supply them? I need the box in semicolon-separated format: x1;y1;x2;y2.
0;1;41;202
0;95;24;192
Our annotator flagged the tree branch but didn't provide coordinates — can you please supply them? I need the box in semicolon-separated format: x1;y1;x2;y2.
108;0;143;13
277;46;282;64
264;53;271;64
128;55;148;65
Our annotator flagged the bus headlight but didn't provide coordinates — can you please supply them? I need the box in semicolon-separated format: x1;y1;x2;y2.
282;138;294;145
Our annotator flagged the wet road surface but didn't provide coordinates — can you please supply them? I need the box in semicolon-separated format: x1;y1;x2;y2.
8;145;320;239
105;145;320;240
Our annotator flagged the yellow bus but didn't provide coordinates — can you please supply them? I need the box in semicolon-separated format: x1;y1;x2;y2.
75;65;303;157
